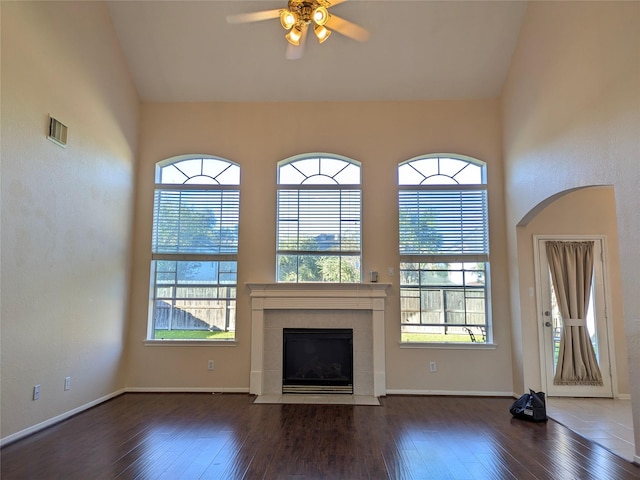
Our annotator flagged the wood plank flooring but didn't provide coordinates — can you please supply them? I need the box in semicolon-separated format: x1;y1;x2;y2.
1;393;639;479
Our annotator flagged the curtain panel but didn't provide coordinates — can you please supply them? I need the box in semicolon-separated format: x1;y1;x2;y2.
545;241;603;386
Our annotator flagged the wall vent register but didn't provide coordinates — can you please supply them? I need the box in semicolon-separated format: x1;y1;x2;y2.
47;116;67;147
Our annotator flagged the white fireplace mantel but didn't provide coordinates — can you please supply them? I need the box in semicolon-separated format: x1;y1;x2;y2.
247;283;390;397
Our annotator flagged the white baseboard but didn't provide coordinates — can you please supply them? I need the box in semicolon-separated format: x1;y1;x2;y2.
125;386;250;394
0;386;251;447
385;389;514;397
0;387;514;447
0;388;126;447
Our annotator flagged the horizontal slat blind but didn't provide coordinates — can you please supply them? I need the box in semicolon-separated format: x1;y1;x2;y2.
153;189;239;254
399;189;488;255
277;189;361;252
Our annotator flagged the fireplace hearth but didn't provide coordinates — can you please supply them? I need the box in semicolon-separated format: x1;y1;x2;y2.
282;328;353;394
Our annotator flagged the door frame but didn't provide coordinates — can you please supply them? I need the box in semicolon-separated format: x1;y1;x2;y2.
533;234;617;397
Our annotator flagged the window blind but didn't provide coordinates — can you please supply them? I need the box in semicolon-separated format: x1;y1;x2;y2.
152;189;240;254
277;189;361;252
399;189;488;256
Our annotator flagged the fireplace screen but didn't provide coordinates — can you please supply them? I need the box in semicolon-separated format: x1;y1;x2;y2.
282;328;353;394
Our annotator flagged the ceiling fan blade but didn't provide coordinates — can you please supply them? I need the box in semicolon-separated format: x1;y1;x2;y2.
286;24;309;61
226;9;281;24
327;0;349;6
325;14;369;42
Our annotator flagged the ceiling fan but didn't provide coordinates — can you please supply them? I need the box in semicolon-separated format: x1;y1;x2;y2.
226;0;370;60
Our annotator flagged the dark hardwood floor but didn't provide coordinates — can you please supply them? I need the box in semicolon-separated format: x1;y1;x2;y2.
1;393;638;479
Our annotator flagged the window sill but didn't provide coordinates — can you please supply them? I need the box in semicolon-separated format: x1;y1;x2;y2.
143;339;238;347
399;342;497;350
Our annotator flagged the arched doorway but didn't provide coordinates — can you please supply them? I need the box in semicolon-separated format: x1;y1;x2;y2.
515;185;633;460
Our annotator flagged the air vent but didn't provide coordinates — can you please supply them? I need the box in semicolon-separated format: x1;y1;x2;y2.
48;116;67;147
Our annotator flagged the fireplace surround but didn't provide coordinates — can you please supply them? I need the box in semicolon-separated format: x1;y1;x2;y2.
247;283;389;398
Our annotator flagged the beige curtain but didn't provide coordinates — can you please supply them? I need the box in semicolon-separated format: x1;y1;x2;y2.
546;241;603;386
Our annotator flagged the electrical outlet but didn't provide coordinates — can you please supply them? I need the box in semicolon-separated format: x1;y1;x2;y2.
33;385;41;400
429;361;437;373
207;360;215;371
64;376;71;391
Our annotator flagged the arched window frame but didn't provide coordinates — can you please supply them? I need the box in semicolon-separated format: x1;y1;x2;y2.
148;155;240;342
398;154;491;345
276;153;362;283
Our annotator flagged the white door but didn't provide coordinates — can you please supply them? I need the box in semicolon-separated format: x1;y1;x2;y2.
535;236;614;397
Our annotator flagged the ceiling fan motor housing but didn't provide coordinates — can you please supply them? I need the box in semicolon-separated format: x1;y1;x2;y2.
288;0;328;25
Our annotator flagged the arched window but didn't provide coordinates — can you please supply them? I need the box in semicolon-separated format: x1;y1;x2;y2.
398;154;490;344
149;156;240;341
277;154;361;283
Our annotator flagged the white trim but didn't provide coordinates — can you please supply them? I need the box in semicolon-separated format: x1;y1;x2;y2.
399;342;497;350
247;283;390;397
0;388;126;447
246;282;389;302
385;389;514;397
0;386;252;447
143;340;238;347
125;387;249;393
533;235;549;391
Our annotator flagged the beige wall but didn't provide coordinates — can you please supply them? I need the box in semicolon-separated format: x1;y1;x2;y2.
0;2;139;440
5;0;637;455
501;1;640;458
126;100;514;395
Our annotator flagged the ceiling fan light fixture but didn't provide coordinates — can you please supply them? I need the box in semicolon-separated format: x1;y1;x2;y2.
280;9;296;30
314;24;331;43
285;23;304;46
228;0;371;59
313;6;329;26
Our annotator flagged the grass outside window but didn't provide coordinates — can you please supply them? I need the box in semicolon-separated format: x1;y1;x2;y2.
154;330;235;340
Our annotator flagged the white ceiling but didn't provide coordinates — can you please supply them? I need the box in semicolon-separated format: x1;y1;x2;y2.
107;0;528;103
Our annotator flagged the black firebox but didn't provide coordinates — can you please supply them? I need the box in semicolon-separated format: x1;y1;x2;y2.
282;328;353;394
